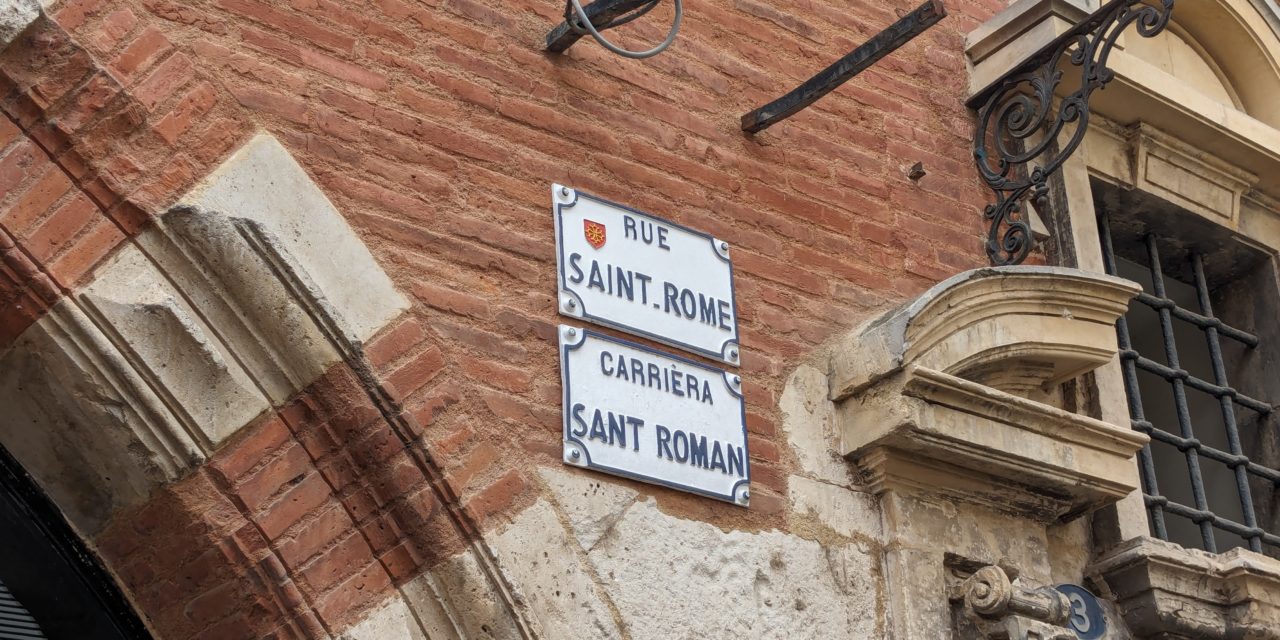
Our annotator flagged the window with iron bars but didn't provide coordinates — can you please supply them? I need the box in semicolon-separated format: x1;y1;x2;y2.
1098;208;1280;555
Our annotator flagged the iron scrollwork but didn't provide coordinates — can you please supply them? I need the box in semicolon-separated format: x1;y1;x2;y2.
973;0;1174;266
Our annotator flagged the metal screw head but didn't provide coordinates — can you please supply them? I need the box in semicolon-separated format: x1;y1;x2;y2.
733;375;741;386
561;186;571;197
567;328;577;338
729;349;739;360
570;449;581;460
739;490;750;503
719;241;729;252
566;298;577;309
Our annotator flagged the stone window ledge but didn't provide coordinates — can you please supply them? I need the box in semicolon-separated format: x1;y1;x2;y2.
1093;536;1280;639
830;266;1147;522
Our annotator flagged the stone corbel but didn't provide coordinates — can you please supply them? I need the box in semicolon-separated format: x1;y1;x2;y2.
830;266;1148;522
1092;537;1280;639
952;565;1075;640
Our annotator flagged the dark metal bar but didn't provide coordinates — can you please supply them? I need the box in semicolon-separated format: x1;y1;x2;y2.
740;0;947;134
1133;292;1260;348
545;0;656;53
1145;235;1217;552
1132;420;1280;484
1120;351;1273;415
1144;496;1280;548
1100;212;1280;551
1099;211;1168;539
1191;254;1264;552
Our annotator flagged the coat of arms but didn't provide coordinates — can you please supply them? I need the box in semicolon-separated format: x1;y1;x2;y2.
584;220;607;249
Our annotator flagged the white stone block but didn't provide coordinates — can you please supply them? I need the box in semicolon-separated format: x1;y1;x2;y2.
539;466;639;551
80;244;272;447
0;0;40;47
584;500;881;639
489;500;624;639
339;596;427;640
180;133;407;345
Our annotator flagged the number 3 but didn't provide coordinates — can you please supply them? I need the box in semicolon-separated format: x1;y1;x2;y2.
1068;592;1092;633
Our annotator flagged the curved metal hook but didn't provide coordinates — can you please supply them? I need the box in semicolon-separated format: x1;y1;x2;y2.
566;0;682;59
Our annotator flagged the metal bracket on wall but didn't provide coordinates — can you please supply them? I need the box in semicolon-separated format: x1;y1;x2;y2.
970;0;1175;267
545;0;682;59
740;0;948;134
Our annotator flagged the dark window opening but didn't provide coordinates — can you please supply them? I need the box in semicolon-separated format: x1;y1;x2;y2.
1096;194;1280;556
0;443;151;640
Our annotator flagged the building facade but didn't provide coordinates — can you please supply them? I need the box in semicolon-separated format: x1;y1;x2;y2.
1;0;1279;638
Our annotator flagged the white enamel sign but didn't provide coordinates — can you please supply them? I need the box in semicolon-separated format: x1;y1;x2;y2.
559;326;750;506
553;184;740;366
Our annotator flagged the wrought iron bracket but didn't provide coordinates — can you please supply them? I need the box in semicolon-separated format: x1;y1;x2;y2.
970;0;1175;266
741;0;947;134
545;0;660;53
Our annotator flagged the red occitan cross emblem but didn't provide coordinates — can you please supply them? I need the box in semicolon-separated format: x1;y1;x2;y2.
584;220;607;249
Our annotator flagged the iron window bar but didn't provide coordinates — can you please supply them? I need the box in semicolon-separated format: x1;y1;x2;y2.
1132;292;1260;347
1099;210;1278;554
1121;352;1272;414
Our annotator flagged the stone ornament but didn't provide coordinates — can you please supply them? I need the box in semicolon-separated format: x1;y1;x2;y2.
956;565;1074;640
830;266;1148;522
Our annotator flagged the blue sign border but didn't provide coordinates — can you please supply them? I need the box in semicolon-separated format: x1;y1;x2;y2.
555;186;742;367
560;326;751;506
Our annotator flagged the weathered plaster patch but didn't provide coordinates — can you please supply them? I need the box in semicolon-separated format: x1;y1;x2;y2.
584;499;880;639
788;475;882;543
489;500;624;638
781;364;854;486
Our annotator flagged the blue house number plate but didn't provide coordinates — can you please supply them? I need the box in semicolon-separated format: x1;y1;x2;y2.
1055;585;1106;639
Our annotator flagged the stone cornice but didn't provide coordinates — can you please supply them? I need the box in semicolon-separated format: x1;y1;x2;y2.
1093;537;1280;639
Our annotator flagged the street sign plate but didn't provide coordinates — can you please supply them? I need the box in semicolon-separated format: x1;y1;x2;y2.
553;184;741;366
559;326;751;506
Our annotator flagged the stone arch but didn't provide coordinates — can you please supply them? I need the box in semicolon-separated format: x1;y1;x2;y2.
1;6;538;633
1149;0;1280;128
1126;22;1243;109
0;131;534;638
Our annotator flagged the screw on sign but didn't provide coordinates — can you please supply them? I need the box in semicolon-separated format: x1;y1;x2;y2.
1054;585;1106;640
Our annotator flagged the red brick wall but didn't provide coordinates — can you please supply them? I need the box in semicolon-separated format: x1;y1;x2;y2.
2;0;1018;636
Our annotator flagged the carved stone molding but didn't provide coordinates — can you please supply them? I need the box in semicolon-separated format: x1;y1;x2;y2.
1093;536;1280;639
830;266;1147;522
952;565;1075;640
1086;121;1260;230
0;133;408;533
